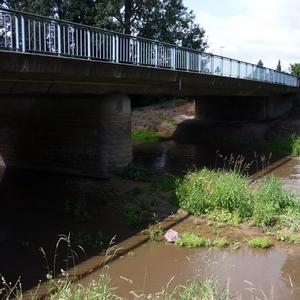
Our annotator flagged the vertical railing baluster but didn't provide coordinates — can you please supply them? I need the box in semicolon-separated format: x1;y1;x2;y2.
136;39;140;65
21;15;26;52
15;15;20;51
57;22;61;55
87;29;91;59
154;43;158;67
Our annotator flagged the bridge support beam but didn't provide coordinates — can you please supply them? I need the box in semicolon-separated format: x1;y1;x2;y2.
0;94;132;178
194;94;293;120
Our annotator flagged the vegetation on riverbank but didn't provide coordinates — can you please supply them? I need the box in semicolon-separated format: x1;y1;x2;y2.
224;134;300;155
1;160;299;299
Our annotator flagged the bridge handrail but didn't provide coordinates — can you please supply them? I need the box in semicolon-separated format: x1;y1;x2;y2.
0;7;298;87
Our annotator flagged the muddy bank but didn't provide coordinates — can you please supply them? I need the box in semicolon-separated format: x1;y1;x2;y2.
132;99;300;144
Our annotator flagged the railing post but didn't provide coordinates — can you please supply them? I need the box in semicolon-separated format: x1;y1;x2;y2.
238;61;240;78
136;39;140;65
15;15;20;51
186;50;189;71
87;29;91;59
114;34;119;63
154;43;158;67
171;46;175;69
21;15;26;52
57;22;61;55
210;54;213;74
220;57;223;75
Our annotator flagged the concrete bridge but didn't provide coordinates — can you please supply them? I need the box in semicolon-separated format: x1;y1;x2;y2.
0;8;299;178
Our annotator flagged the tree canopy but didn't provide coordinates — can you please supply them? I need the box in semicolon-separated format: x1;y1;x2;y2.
276;59;281;71
257;59;264;67
1;0;209;51
289;63;300;77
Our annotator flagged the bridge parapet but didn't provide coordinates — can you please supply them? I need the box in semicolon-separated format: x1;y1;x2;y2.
0;7;298;87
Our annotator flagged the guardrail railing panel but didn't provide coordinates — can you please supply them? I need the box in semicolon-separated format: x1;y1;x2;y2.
0;8;298;87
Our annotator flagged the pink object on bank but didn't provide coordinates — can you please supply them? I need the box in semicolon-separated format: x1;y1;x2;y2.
164;229;181;242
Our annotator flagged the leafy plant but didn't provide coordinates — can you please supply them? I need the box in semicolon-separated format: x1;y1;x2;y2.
213;237;228;248
174;232;211;248
247;237;271;248
120;163;149;181
125;203;142;227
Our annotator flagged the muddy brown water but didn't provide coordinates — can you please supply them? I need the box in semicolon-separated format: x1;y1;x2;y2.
1;141;300;299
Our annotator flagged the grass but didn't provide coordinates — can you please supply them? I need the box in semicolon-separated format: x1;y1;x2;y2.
174;160;300;233
132;130;170;141
226;134;300;155
247;237;272;248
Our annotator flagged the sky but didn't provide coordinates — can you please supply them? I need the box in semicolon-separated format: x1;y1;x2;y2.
183;0;300;72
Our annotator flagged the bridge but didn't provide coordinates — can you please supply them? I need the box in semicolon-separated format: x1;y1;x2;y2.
0;8;299;178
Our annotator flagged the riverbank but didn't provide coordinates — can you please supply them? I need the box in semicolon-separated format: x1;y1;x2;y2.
132;98;300;146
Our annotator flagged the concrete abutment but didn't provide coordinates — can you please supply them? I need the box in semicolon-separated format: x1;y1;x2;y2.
0;94;132;178
194;94;294;120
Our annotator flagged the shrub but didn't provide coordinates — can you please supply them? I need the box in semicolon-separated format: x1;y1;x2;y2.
247;237;271;248
253;176;295;226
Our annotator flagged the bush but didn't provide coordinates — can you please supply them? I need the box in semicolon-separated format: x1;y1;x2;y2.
175;168;252;219
253;176;295;226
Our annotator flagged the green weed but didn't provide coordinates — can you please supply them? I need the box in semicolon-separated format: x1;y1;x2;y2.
174;232;211;248
132;130;170;141
120;162;150;181
213;237;229;248
125;203;142;227
247;237;271;248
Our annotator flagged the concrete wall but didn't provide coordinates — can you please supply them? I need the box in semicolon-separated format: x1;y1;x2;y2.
0;94;132;178
194;94;294;120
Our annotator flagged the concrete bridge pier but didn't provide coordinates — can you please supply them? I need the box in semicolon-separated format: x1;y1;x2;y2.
194;94;293;120
0;93;132;178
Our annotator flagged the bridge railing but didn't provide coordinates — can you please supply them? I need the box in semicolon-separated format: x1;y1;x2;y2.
0;8;298;87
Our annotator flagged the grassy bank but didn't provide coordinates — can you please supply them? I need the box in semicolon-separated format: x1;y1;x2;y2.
224;134;300;155
2;160;300;299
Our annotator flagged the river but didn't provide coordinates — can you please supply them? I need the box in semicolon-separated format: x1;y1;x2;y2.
1;140;300;299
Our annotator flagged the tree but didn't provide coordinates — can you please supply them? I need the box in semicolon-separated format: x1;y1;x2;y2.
257;59;264;67
289;63;300;77
95;0;209;51
0;0;54;16
1;0;209;51
276;59;281;71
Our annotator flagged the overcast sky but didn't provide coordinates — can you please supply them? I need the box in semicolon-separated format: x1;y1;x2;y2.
183;0;300;72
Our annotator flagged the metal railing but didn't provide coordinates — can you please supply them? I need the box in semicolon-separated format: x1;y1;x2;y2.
0;8;298;87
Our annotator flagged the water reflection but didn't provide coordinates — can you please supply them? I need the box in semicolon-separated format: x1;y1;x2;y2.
102;242;300;299
133;140;300;192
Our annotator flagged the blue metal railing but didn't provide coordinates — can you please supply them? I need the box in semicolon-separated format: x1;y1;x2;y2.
0;8;298;87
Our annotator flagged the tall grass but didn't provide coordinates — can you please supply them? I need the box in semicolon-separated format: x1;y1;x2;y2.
175;161;300;228
132;130;170;141
175;168;252;219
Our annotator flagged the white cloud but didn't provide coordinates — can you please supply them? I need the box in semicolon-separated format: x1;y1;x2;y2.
184;0;300;71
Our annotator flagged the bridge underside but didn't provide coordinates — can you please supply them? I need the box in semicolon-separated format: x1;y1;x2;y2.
0;51;298;178
195;94;295;120
0;94;132;178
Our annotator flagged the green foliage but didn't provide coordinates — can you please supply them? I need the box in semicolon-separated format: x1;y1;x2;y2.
252;176;295;226
292;135;300;155
176;168;252;219
276;59;281;71
174;159;300;231
213;237;229;248
74;230;107;248
289;63;300;76
120;162;149;181
4;0;209;51
125;203;142;227
132;130;170;141
174;232;211;248
257;59;264;67
247;237;271;248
